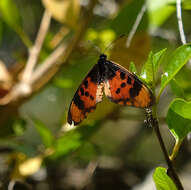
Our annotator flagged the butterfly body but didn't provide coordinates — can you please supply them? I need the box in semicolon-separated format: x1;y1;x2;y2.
68;54;154;125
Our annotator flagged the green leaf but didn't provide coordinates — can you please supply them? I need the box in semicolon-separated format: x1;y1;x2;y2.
170;66;191;99
33;120;54;148
51;121;102;159
147;0;175;27
159;44;191;97
183;0;191;10
53;78;74;88
170;79;185;98
140;51;154;85
153;167;177;190
129;61;137;74
153;48;167;74
167;98;191;140
0;0;21;30
0;0;31;47
13;118;26;136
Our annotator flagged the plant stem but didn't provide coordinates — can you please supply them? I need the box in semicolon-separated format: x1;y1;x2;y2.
150;106;184;190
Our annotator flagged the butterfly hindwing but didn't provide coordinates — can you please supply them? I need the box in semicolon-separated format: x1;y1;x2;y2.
104;61;154;108
68;64;104;125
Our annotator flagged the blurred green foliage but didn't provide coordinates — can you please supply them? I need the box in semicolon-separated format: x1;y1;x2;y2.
0;0;191;189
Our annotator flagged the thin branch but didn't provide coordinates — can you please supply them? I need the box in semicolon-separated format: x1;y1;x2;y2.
176;0;186;44
30;43;66;85
30;0;98;90
0;10;52;105
126;3;146;48
22;10;51;84
147;109;184;190
0;0;98;127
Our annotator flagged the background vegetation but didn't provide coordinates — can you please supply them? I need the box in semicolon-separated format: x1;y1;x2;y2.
0;0;191;189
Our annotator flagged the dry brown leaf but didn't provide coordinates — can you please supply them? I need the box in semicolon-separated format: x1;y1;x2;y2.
110;33;151;72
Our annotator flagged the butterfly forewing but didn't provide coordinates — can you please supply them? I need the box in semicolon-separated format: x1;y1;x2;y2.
104;61;154;108
68;64;104;125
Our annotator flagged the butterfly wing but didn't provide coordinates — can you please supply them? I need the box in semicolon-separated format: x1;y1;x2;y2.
104;61;154;108
68;64;104;125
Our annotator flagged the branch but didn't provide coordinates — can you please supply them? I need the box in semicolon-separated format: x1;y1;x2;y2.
30;0;98;91
147;108;184;190
0;0;98;127
176;0;186;44
22;10;52;84
0;10;51;105
126;3;146;48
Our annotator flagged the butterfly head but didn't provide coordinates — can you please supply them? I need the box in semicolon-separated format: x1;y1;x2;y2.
98;54;107;64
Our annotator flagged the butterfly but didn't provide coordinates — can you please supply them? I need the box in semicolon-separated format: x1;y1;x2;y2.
68;54;154;125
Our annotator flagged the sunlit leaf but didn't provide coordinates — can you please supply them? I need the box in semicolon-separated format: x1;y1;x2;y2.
159;44;191;97
147;0;175;27
153;48;167;74
0;0;31;47
167;98;191;140
42;0;80;28
129;61;137;74
153;167;177;190
33;119;54;148
140;51;154;85
0;0;21;30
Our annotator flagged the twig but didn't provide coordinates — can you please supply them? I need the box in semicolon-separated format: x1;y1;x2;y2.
30;0;98;90
147;108;184;190
22;10;52;84
0;10;51;105
30;43;67;85
0;0;98;127
176;0;186;44
126;3;146;48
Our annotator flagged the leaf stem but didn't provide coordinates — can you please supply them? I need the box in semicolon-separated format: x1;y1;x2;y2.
170;139;183;161
150;105;184;190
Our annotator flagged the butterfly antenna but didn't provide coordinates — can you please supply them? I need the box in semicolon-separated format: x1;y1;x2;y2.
103;34;126;54
87;40;101;55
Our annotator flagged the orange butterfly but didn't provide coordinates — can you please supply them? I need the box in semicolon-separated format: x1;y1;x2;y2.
68;54;154;125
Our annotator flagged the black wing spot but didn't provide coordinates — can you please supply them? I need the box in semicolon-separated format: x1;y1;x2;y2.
127;77;132;84
84;80;88;88
73;94;84;110
120;72;126;80
90;95;94;100
80;88;84;96
130;82;142;98
85;91;89;97
121;82;126;88
116;88;120;94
